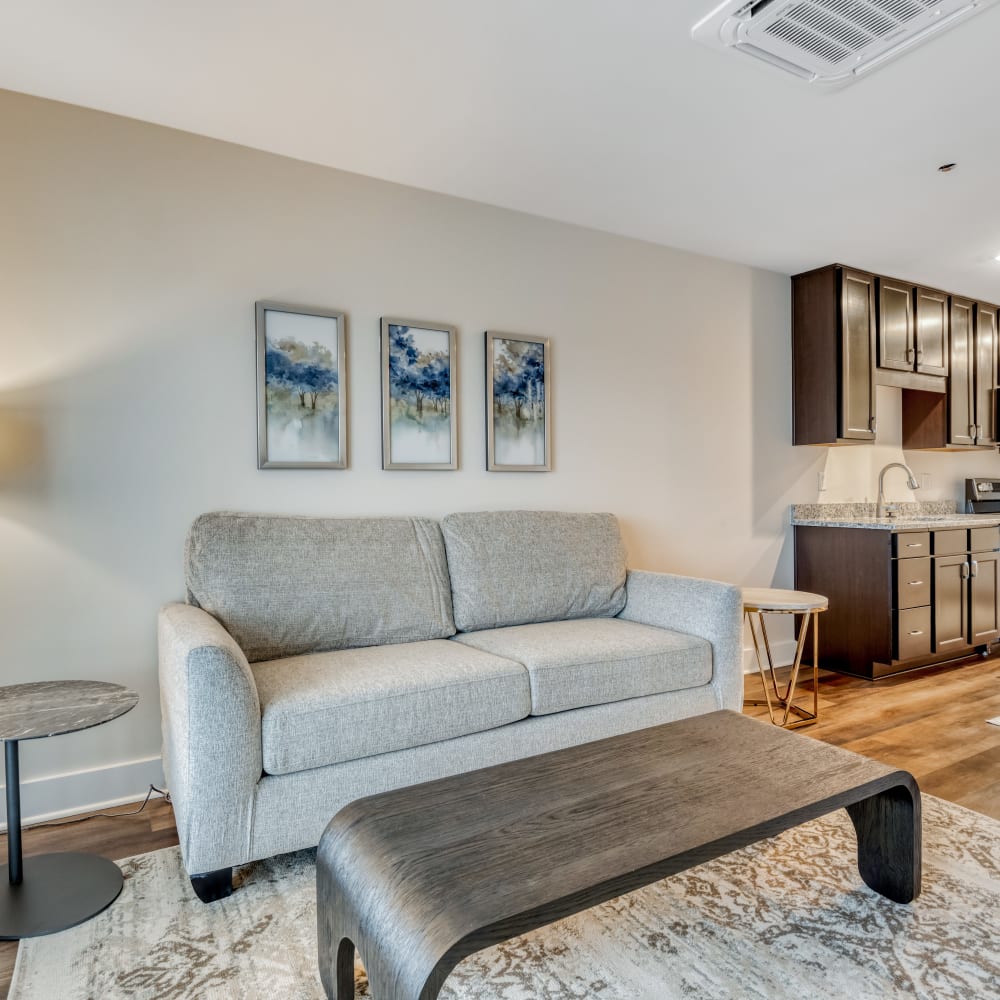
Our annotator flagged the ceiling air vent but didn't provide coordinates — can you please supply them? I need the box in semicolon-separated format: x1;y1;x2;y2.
692;0;998;85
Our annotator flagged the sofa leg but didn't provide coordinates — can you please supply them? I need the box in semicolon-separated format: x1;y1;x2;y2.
190;867;233;903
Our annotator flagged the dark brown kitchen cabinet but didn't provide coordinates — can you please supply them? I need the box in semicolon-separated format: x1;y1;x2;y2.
795;524;1000;679
793;264;994;451
792;265;876;445
933;552;969;652
878;279;950;377
878;277;915;372
901;294;994;450
914;287;948;375
974;303;998;447
970;548;1000;644
949;296;977;447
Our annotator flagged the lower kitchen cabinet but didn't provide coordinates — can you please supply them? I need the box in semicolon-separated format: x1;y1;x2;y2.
795;524;1000;678
970;548;1000;644
933;552;968;653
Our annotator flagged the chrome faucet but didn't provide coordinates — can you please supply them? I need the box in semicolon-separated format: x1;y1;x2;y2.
877;462;920;519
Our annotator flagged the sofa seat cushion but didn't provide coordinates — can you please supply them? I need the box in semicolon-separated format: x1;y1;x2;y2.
451;618;712;716
251;640;530;775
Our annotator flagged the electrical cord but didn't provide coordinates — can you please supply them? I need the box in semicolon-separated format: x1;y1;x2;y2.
23;784;171;831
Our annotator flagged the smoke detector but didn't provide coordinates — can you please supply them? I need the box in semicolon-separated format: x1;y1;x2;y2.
692;0;998;85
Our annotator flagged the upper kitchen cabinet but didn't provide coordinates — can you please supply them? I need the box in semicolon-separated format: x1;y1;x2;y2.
975;302;998;446
877;277;914;372
877;279;949;378
793;264;997;451
949;295;977;447
792;264;876;446
947;297;996;448
903;293;997;451
914;287;948;376
901;295;996;450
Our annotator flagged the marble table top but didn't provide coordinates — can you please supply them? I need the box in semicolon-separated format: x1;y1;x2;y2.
0;681;138;741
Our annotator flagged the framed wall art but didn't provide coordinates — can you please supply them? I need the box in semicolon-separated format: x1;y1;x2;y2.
486;331;551;472
381;318;458;470
256;301;347;469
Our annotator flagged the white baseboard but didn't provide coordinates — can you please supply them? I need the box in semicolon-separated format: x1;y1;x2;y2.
0;755;165;832
742;638;799;674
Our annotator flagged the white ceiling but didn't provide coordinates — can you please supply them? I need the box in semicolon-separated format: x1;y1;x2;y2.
2;0;1000;298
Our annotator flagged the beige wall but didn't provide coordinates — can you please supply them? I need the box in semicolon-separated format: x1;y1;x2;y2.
0;88;828;817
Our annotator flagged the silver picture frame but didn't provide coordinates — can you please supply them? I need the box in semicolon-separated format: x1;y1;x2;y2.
486;331;551;472
381;317;459;470
256;301;348;469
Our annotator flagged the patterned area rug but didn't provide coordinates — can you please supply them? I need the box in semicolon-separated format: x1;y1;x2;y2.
9;795;1000;999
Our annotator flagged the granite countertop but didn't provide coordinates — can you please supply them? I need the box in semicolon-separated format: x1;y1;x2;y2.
791;502;1000;531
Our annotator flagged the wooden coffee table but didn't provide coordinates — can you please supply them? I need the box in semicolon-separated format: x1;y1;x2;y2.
317;710;921;1000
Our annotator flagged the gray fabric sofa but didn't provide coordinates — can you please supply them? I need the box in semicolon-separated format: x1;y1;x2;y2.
158;509;743;901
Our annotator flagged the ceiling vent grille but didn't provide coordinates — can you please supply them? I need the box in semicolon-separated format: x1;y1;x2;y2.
693;0;998;84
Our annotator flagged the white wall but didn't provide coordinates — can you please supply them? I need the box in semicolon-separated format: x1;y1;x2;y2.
815;386;1000;503
5;89;994;822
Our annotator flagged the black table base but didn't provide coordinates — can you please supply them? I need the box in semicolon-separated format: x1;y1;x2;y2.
3;739;123;939
0;852;123;939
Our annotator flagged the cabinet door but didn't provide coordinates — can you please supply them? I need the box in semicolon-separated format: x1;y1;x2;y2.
878;278;914;371
970;550;1000;645
915;287;948;375
975;303;998;446
840;269;876;440
949;296;976;446
933;554;969;652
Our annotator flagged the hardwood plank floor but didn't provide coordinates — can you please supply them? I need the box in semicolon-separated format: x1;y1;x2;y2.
0;656;996;997
743;655;1000;820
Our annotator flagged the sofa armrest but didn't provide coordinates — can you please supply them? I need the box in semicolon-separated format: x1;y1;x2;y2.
617;570;743;712
158;602;262;874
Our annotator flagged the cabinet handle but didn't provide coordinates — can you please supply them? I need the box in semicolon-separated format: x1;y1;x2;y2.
870;416;877;433
962;562;971;579
907;580;924;586
908;629;924;636
906;347;915;362
970;423;977;439
972;560;979;578
905;542;923;548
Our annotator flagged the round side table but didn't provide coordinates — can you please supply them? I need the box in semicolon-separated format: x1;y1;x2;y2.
742;588;828;729
0;680;138;939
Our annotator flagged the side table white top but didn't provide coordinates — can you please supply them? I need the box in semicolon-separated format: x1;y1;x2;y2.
742;587;828;612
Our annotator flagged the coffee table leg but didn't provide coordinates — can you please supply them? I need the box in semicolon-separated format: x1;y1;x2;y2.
846;784;921;904
335;938;355;1000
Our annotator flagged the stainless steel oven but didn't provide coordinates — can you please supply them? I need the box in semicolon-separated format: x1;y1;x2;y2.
965;478;1000;514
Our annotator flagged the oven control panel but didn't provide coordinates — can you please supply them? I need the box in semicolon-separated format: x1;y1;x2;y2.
966;478;1000;509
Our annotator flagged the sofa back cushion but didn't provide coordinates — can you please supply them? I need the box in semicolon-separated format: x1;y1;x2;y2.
441;510;627;632
185;512;456;662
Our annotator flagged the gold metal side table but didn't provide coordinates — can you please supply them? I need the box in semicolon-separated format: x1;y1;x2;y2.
742;587;828;729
